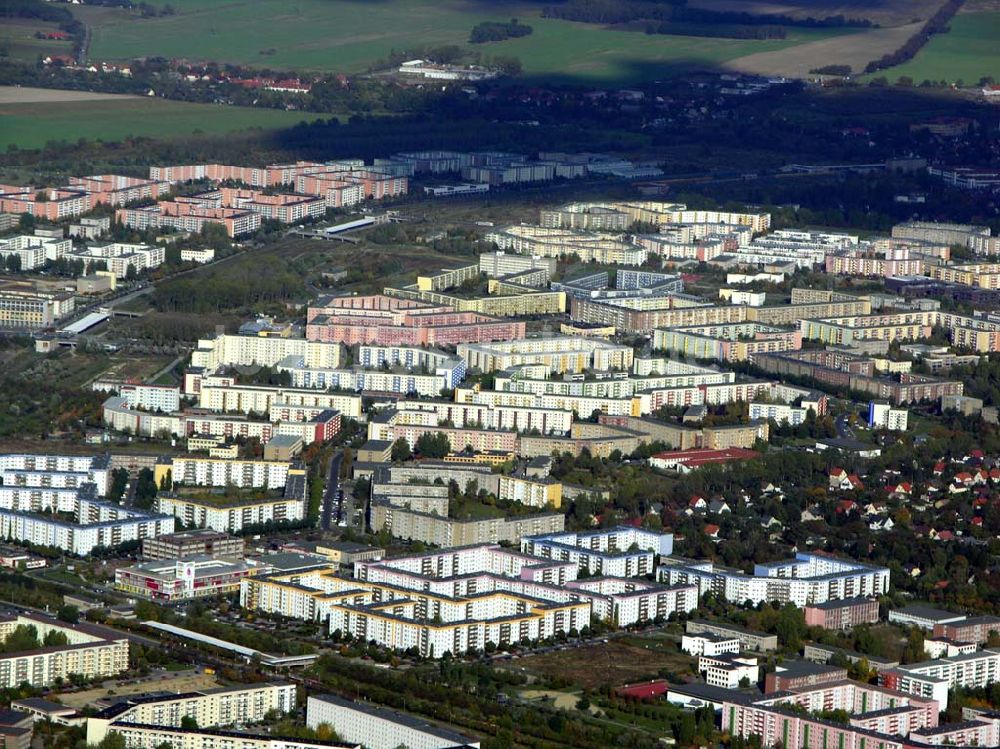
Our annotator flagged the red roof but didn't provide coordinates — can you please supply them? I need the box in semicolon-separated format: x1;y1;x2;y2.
704;523;721;536
652;447;760;468
616;680;668;699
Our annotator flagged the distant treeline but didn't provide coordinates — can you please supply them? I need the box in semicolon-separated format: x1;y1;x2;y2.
542;0;874;29
864;0;964;74
469;19;533;44
4;0;84;56
645;21;786;39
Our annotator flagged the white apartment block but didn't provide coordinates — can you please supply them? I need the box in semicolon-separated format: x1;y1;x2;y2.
65;242;165;278
244;544;694;657
749;401;809;426
479;251;556;279
0;453;173;555
659;552;890;607
306;693;479;749
485;225;646;266
98;726;349;748
282;363;457;398
0;235;70;270
102;396;185;437
700;654;760;689
520;527;673;577
868;402;909;432
92;381;180;413
457;335;633;374
87;683;299;747
158;456;293;489
881;650;1000;710
384;399;574;436
156;494;305;533
189;333;342;374
0;613;128;689
196;383;361;419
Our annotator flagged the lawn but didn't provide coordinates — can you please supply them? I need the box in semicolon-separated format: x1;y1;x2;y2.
0;19;74;64
867;11;1000;85
0;97;326;151
84;0;852;83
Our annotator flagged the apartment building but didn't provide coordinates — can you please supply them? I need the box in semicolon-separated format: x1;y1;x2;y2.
457;336;633;374
520;527;672;577
154;457;296;490
195;383;361;419
603;201;771;234
383;282;567;318
189;333;342;373
892;220;992;249
930;263;1000;289
64;243;165;279
91;381;180;413
245;545;693;657
0;235;69;270
0;454;174;555
867;401;909;431
116;203;261;238
199;187;326;223
306;294;525;346
370;503;564;548
496;475;562;509
86;683;297;746
306;694;478;749
880;650;1000;709
156;492;300;534
115;555;265;601
653;322;803;362
659;552;890;607
0;280;75;329
803;597;880;630
0;613;128;689
485;225;646;266
933;616;1000;645
141;529;244;560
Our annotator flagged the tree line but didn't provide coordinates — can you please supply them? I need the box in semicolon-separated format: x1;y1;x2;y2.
469;19;533;44
864;0;964;74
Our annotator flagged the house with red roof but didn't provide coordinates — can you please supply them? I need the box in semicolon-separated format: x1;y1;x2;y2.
704;523;721;539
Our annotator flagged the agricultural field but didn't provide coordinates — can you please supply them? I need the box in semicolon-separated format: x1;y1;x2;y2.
0;89;326;151
0;18;74;64
82;0;856;84
865;10;1000;84
688;0;948;27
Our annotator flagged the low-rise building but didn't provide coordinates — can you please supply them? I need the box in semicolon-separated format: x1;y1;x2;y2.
888;604;966;631
115;555;266;601
685;620;778;652
306;693;480;749
765;661;848;693
141;529;245;560
682;633;740;657
803;597;880;630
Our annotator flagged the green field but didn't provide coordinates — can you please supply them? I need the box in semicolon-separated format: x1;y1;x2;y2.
869;11;1000;84
84;0;851;83
0;97;325;150
0;18;74;64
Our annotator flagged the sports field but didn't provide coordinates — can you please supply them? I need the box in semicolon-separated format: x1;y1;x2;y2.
868;11;1000;84
84;0;852;83
0;89;324;151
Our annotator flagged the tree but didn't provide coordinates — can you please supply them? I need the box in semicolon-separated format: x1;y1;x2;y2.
415;432;451;459
56;604;79;624
97;734;127;749
390;438;411;462
180;715;199;729
108;468;129;502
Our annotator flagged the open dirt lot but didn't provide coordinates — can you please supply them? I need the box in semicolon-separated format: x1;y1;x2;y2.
726;22;922;77
0;86;139;104
502;641;692;691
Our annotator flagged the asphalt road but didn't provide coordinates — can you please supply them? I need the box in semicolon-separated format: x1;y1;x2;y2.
321;451;343;531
